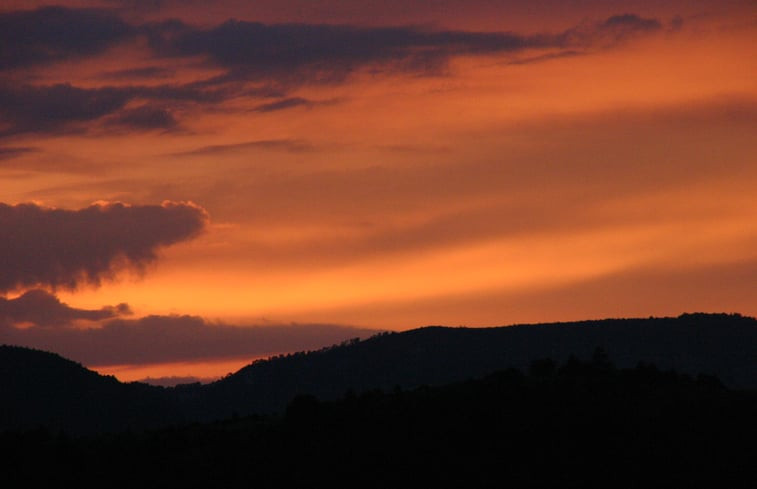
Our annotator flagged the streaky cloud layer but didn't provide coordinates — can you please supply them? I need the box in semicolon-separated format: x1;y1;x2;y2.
0;6;673;136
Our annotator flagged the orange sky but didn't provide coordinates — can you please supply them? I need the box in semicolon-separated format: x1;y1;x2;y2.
1;1;755;382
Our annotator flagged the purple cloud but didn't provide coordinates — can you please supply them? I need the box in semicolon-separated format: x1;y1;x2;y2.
0;201;208;292
0;289;131;327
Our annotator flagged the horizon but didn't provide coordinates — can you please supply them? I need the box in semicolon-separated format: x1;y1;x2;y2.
4;311;753;385
1;0;755;382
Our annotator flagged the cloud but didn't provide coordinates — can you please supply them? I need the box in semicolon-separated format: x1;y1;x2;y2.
0;81;233;136
0;83;134;136
602;13;663;32
0;6;133;70
0;79;317;135
1;312;378;365
0;10;672;137
560;13;665;47
98;66;176;80
171;138;314;156
149;20;540;82
0;146;35;160
139;82;229;103
506;50;584;65
144;13;670;84
107;105;179;130
0;201;208;292
252;97;313;112
0;8;672;86
0;289;130;327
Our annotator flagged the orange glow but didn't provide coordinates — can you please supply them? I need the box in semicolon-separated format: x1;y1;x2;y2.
92;356;264;383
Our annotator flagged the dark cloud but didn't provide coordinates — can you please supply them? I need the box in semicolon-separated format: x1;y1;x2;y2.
0;201;208;292
0;82;227;136
597;13;665;42
143;13;670;84
0;6;133;70
252;97;313;113
104;0;204;15
507;50;584;65
0;9;672;136
0;289;130;328
0;146;35;160
98;66;176;80
0;83;133;136
171;138;314;156
0;8;672;86
560;13;665;47
108;105;178;130
139;82;229;103
149;20;538;81
603;13;663;31
1;312;378;365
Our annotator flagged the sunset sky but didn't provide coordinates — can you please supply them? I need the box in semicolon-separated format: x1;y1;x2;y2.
1;0;755;383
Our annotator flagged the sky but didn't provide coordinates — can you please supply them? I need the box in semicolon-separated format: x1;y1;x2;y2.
1;0;755;383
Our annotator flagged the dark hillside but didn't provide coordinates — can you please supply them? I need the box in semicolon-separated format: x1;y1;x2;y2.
0;345;180;434
187;313;757;419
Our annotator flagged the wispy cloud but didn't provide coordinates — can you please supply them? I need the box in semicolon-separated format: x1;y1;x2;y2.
0;146;36;160
170;138;314;156
506;49;584;65
252;97;313;112
106;105;179;130
97;66;176;80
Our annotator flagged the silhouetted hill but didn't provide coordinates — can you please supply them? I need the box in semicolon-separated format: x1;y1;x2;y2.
3;313;757;432
4;356;757;488
0;345;180;434
184;313;757;419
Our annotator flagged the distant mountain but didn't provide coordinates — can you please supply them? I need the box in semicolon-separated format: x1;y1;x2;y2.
0;345;180;434
185;312;757;419
3;313;757;432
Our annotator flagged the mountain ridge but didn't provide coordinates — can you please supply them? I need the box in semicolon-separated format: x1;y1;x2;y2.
187;312;755;418
2;312;756;433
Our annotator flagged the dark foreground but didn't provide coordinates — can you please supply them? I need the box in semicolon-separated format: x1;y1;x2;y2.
3;354;756;488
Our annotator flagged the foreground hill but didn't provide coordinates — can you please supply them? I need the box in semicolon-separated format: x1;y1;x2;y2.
4;356;756;488
0;346;179;433
185;312;757;419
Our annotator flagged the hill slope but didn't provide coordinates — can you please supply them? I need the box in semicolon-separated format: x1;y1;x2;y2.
0;345;180;433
